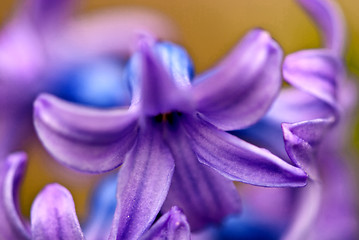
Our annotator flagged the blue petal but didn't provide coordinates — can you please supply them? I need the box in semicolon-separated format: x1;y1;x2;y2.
154;41;195;84
84;174;117;240
53;58;132;108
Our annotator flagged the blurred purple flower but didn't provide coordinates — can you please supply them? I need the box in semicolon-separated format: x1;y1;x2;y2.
228;0;358;239
0;152;191;240
34;29;307;237
0;0;178;159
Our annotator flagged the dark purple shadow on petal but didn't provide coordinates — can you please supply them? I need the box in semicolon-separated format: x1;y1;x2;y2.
109;122;175;240
192;29;283;131
31;183;84;240
140;206;191;240
162;116;241;231
34;94;139;173
0;152;31;240
183;114;307;187
297;0;346;56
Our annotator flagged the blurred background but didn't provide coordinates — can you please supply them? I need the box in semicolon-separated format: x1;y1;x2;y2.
0;0;358;222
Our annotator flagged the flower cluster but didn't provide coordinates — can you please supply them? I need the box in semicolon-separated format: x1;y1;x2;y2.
0;0;357;239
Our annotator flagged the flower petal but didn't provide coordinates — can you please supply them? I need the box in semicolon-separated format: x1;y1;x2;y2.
109;123;175;240
137;40;193;116
297;0;346;55
31;183;84;240
140;206;191;240
283;49;342;108
162;120;241;230
0;152;31;240
282;180;322;240
184;115;307;187
192;29;283;131
154;41;194;86
34;93;139;173
282;118;335;178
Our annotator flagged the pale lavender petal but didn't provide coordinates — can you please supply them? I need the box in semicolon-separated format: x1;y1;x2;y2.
162;120;241;230
282;180;322;240
282;118;335;178
0;152;31;240
109;123;175;240
34;94;139;173
297;0;346;55
183;115;307;187
31;183;84;240
192;29;283;131
138;40;193;116
140;206;191;240
283;49;342;108
308;154;358;239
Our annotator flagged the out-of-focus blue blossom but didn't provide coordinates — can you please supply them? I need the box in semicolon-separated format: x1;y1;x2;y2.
53;58;132;108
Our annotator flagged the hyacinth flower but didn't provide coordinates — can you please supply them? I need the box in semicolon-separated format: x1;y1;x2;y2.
224;0;358;239
0;0;177;158
34;29;308;238
0;152;191;240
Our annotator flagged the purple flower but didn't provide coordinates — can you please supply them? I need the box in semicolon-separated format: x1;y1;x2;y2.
229;0;358;239
0;0;178;158
0;152;191;240
34;29;307;238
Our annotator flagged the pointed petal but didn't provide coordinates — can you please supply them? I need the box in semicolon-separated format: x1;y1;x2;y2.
34;93;139;173
282;118;335;178
84;174;117;240
183;115;307;187
162;120;241;230
297;0;346;55
140;206;191;240
31;183;84;240
283;49;342;108
137;40;193;116
154;41;194;86
0;152;31;240
109;124;175;240
192;29;283;131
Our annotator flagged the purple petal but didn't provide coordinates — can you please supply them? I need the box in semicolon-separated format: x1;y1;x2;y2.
266;88;333;123
34;93;139;173
308;153;358;239
140;206;191;240
0;152;31;240
297;0;346;55
162;121;241;230
282;118;335;178
184;115;307;187
109;123;175;240
283;49;342;108
31;183;84;240
192;29;283;131
137;40;193;116
282;180;322;240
